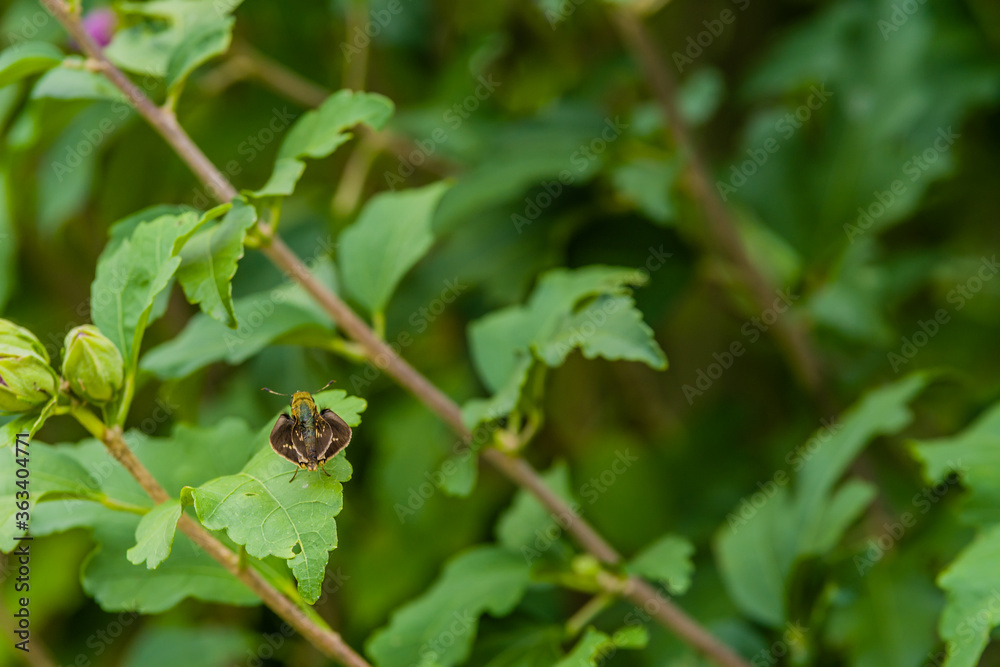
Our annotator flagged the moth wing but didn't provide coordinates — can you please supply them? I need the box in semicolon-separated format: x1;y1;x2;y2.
315;409;353;462
270;414;309;465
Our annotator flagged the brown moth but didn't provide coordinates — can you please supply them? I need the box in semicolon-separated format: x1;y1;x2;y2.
262;383;353;482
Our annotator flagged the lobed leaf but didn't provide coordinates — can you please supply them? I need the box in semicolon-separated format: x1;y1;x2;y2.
176;199;258;327
252;90;394;197
627;534;695;595
714;373;928;627
189;390;364;603
366;546;532;667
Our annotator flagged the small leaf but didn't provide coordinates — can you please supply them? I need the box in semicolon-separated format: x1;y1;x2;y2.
31;62;125;101
176;199;258;327
470;266;648;392
555;627;647;667
165;18;234;92
339;182;450;315
366;546;532;667
84;513;260;613
911;402;1000;527
91;211;207;365
495;463;577;562
0;440;101;551
140;259;338;379
536;295;667;371
627;534;695;595
252;90;393;197
0;42;63;88
126;499;183;569
611;158;680;225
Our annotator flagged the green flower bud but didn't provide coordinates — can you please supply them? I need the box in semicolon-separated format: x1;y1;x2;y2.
62;325;124;405
0;353;59;414
0;318;50;363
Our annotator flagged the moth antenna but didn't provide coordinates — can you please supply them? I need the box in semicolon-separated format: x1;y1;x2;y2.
312;380;337;394
261;387;291;396
289;468;300;483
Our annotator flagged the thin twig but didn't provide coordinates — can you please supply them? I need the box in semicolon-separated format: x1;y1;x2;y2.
100;421;371;667
609;9;832;412
41;2;750;664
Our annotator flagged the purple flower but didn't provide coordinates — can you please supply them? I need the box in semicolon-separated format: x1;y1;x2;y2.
81;7;117;48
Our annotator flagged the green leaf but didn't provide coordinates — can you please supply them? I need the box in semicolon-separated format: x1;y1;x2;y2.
627;534;695;595
122;626;253;667
934;524;1000;667
252;90;394;197
827;560;941;667
911;402;1000;527
165;17;234;92
536;295;667;371
0;440;102;552
554;627;648;667
105;0;244;78
83;513;260;613
176;199;258;327
611;158;679;225
31;62;125;101
366;546;532;667
714;373;928;627
126;499;183;569
339;182;450;315
495;463;576;562
37;102;129;236
107;204;199;256
0;42;63;88
190;390;364;603
91;211;207;365
140;258;338;379
62;419;263;612
466;267;665;427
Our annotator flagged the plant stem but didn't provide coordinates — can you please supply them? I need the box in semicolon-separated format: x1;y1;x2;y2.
564;592;615;638
41;2;750;663
608;8;833;413
64;406;371;667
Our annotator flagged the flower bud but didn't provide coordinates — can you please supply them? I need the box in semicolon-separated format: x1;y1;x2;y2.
62;325;124;404
0;318;50;363
0;354;58;414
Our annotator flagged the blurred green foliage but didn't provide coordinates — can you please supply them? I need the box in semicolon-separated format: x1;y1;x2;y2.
1;0;999;665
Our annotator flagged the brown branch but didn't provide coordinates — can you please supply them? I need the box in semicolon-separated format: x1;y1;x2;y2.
100;425;371;667
609;9;832;412
41;2;750;664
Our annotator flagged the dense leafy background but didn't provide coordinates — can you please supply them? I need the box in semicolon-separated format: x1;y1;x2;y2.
1;0;999;665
